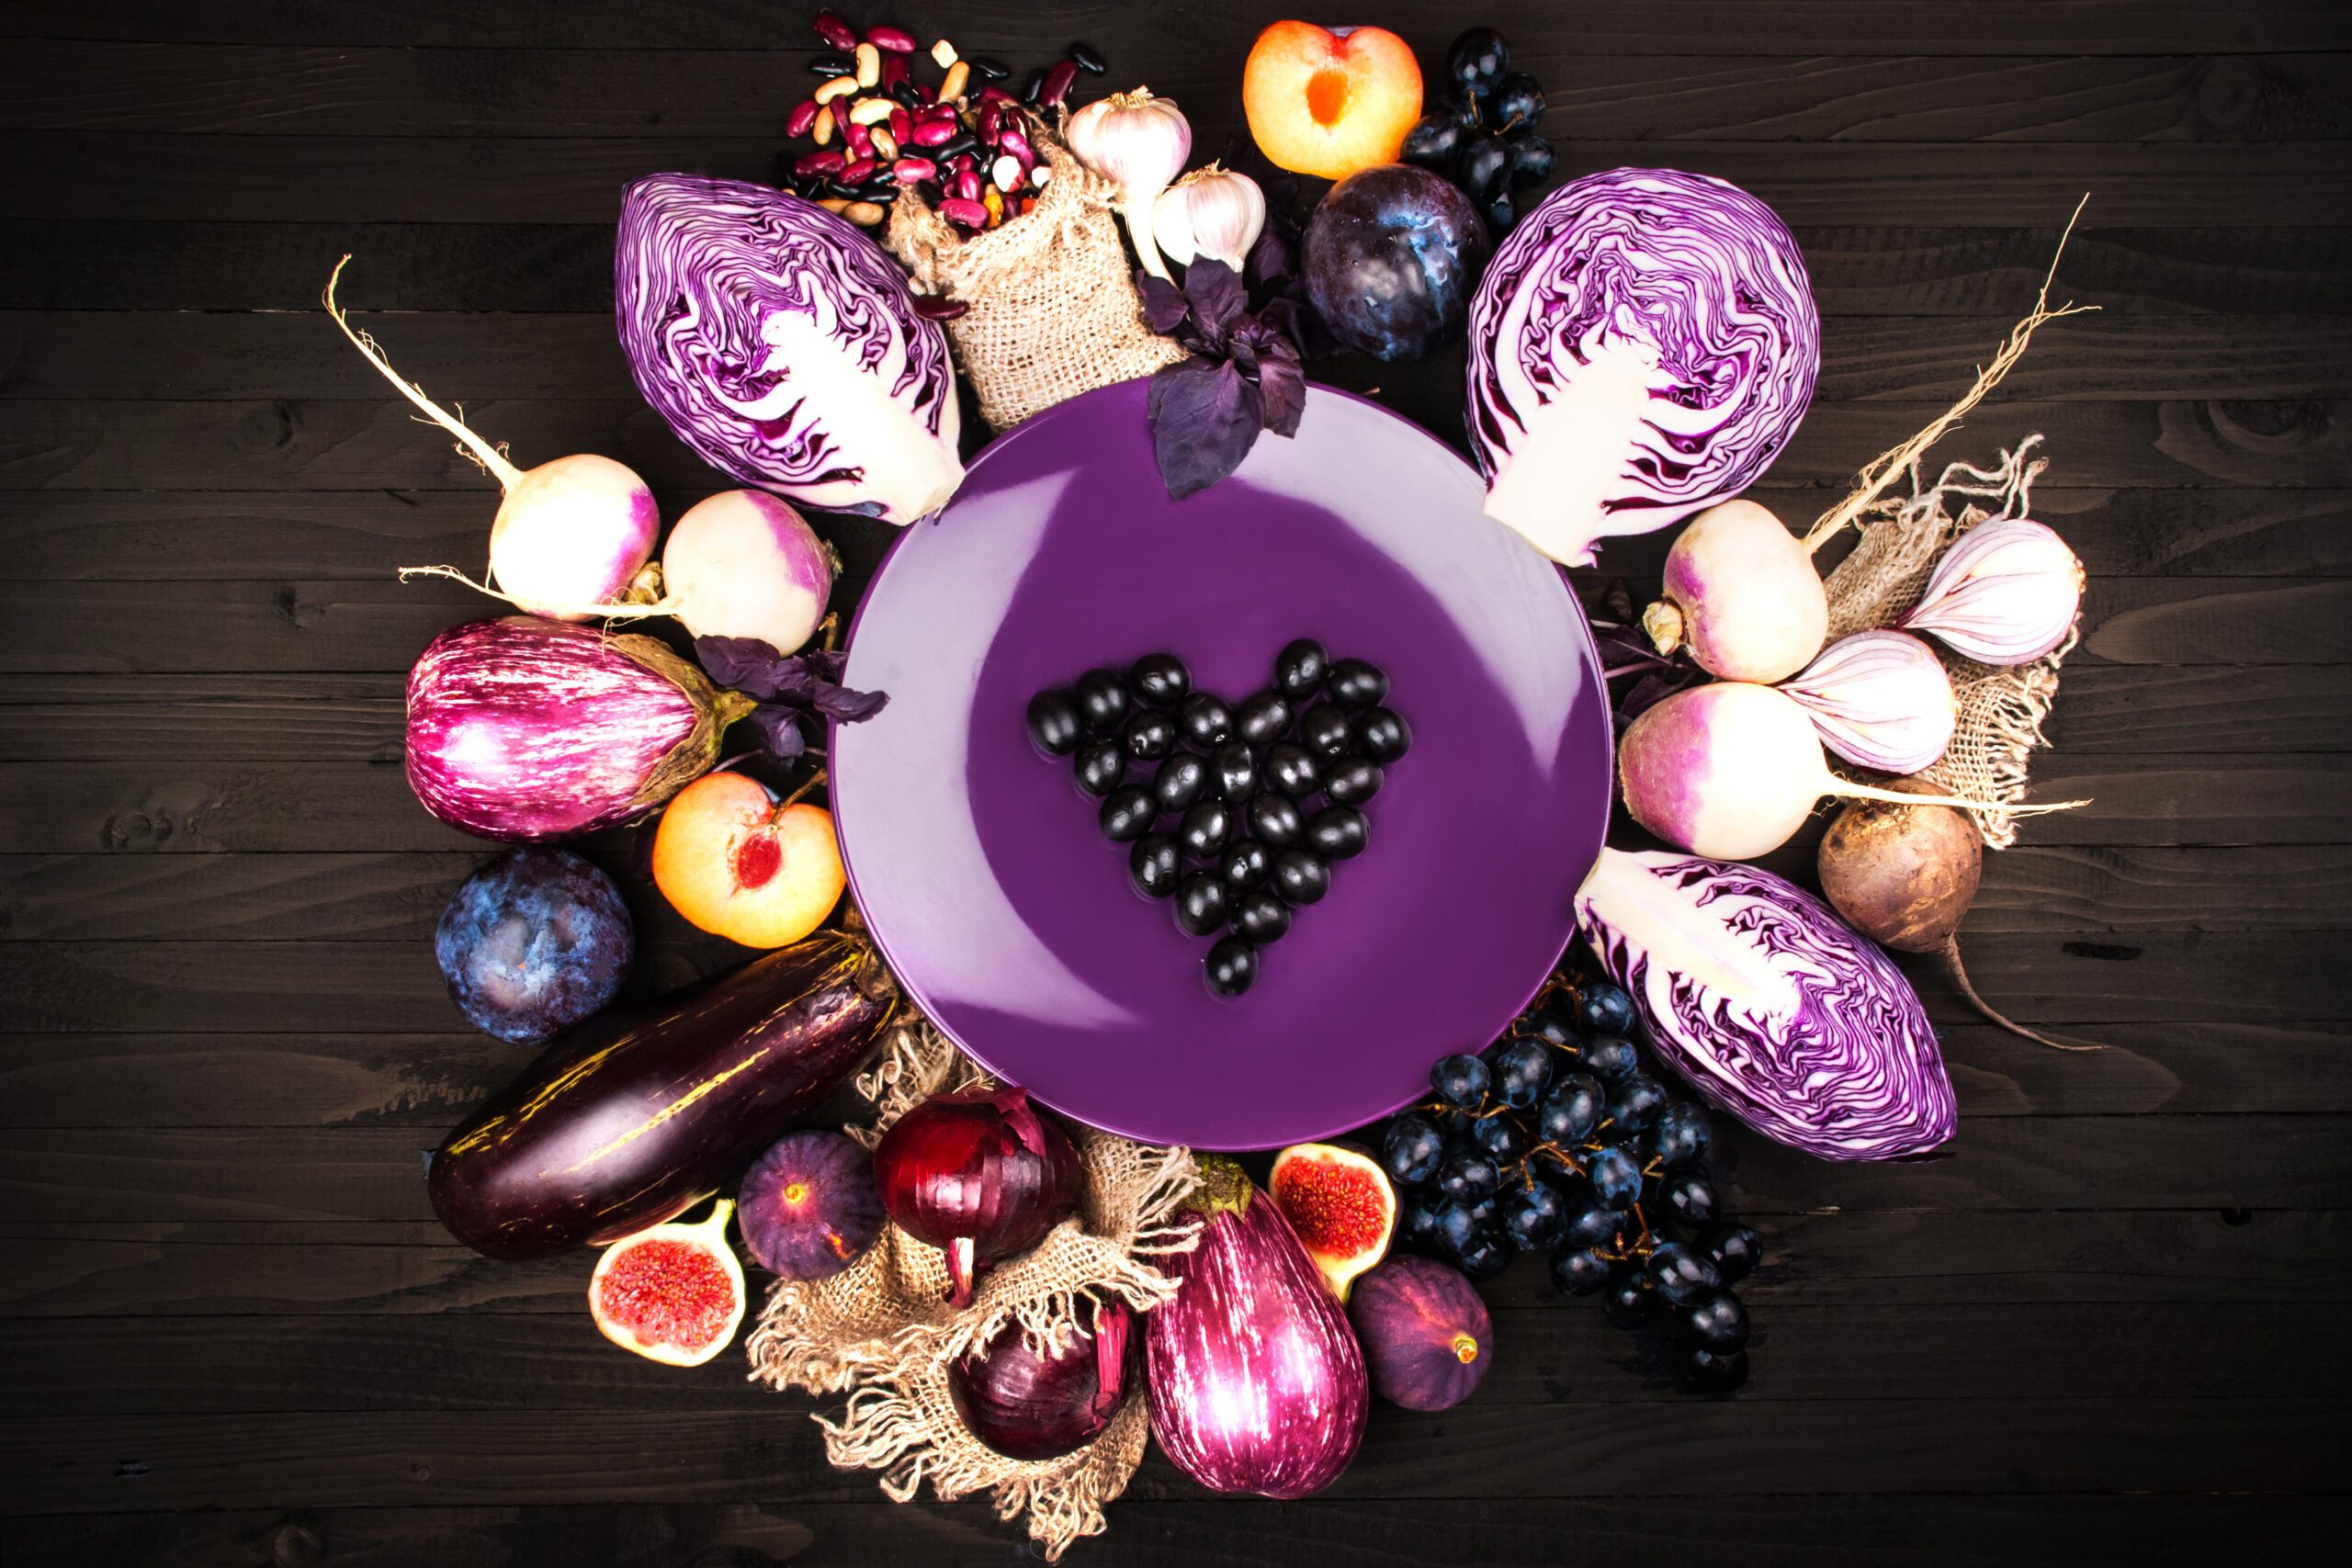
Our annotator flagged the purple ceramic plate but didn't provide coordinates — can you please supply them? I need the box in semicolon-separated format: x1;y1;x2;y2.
833;379;1610;1150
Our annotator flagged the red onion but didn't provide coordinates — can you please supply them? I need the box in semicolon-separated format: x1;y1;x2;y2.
871;1087;1081;1306
1145;1156;1367;1499
948;1299;1135;1461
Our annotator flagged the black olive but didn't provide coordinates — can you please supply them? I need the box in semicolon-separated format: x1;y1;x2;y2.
1233;887;1293;943
1401;112;1466;174
1152;752;1207;814
1492;72;1545;131
1074;668;1129;734
1508;130;1555;186
1218;838;1269;890
1323;757;1384;806
1129;651;1190;707
1208;741;1258;802
1235;690;1293;748
1305;804;1369;860
1073;738;1125;796
1460;135;1511;203
967;55;1012;81
1026;690;1082;755
1273;637;1329;700
1177;692;1235;748
1129;834;1180;898
1352;706;1412;762
1298;702;1352;760
1122;709;1175;762
1069;39;1107;74
1179;800;1232;859
1204;936;1258;998
1263;742;1321;797
1272;849;1330;906
1246;793;1303;848
1174;872;1228;937
1327;657;1390;707
1099;785;1156;843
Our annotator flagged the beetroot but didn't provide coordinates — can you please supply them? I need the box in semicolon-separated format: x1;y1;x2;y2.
1347;1256;1491;1412
737;1129;883;1280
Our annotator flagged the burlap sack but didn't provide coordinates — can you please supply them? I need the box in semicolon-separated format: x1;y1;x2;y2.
1816;435;2075;850
745;1018;1199;1561
887;116;1186;431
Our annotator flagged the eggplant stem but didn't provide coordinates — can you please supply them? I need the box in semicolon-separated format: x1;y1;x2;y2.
395;563;679;622
1940;935;2103;1053
324;254;525;491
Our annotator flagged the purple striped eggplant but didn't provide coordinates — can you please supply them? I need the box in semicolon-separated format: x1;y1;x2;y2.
428;928;898;1259
404;615;756;842
1146;1156;1368;1498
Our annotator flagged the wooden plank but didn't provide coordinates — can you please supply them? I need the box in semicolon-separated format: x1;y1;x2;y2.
2;1496;2340;1568
9;396;2344;493
5;132;2348;227
13;1208;2340;1319
6;0;2346;54
1;1397;2340;1513
6;489;2343;589
9;45;2352;142
13;221;2352;315
2;1115;2344;1224
17;309;2352;403
4;1301;2340;1421
2048;665;2352;752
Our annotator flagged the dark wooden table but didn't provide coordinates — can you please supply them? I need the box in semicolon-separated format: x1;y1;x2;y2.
4;3;2349;1563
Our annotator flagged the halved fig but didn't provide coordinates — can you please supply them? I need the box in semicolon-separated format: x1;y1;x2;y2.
587;1198;747;1367
1268;1141;1397;1301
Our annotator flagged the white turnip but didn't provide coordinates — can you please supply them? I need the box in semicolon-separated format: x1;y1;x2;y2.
325;256;659;622
655;491;835;654
1617;681;2068;861
1641;499;1827;683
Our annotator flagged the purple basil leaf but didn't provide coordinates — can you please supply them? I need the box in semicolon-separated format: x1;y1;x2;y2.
748;703;810;760
1136;269;1192;336
1257;345;1306;438
1246;224;1295;290
812;680;889;723
1182;259;1249;354
694;635;794;700
1148;357;1263;500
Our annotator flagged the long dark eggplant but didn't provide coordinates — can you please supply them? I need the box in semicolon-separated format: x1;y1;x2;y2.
429;928;898;1259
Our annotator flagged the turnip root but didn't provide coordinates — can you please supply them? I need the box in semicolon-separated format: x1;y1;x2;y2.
324;256;659;622
1642;499;1827;683
1818;786;2099;1052
656;491;835;654
1617;681;2073;861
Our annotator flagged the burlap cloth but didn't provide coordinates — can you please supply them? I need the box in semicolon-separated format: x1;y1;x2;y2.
745;1016;1200;1560
887;114;1185;431
1813;434;2076;850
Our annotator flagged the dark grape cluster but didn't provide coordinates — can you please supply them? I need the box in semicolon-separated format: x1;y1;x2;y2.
1378;971;1762;1393
1400;27;1554;235
1025;640;1411;998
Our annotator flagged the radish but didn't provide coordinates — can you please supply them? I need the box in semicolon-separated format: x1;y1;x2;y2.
1617;681;2072;861
324;256;659;622
1641;498;1827;683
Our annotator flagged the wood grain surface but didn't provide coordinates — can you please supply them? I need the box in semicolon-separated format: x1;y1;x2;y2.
1;2;2346;1564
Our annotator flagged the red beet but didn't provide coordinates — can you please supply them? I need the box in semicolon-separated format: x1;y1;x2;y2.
871;1087;1081;1305
948;1300;1135;1461
738;1129;883;1280
1347;1256;1492;1412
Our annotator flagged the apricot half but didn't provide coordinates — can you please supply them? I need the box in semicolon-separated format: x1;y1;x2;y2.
1243;22;1423;181
651;772;844;950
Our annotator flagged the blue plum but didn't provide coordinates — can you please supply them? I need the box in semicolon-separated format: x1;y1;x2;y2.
435;848;633;1043
1302;165;1491;362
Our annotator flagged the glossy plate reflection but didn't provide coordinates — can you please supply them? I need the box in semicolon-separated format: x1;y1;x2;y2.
832;379;1611;1150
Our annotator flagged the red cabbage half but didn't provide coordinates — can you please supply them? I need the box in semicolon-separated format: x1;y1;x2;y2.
405;617;754;843
1574;848;1955;1161
1465;167;1819;568
616;173;964;525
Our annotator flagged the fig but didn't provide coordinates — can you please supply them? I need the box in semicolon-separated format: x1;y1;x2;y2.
1348;1255;1492;1411
737;1129;883;1280
1268;1142;1397;1300
586;1199;746;1367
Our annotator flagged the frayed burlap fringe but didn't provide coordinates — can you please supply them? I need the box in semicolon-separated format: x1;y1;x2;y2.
745;1017;1200;1561
888;115;1185;431
1821;435;2076;850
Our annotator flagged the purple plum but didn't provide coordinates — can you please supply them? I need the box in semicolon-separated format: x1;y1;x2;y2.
434;848;633;1043
1303;164;1491;362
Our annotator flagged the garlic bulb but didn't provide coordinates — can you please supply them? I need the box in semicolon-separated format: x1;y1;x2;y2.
1899;517;2084;666
1065;87;1192;280
1154;164;1266;272
1779;630;1957;775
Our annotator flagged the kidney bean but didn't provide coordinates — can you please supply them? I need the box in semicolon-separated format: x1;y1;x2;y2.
811;11;856;50
794;150;848;178
786;99;820;138
864;24;917;52
939;196;989;228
